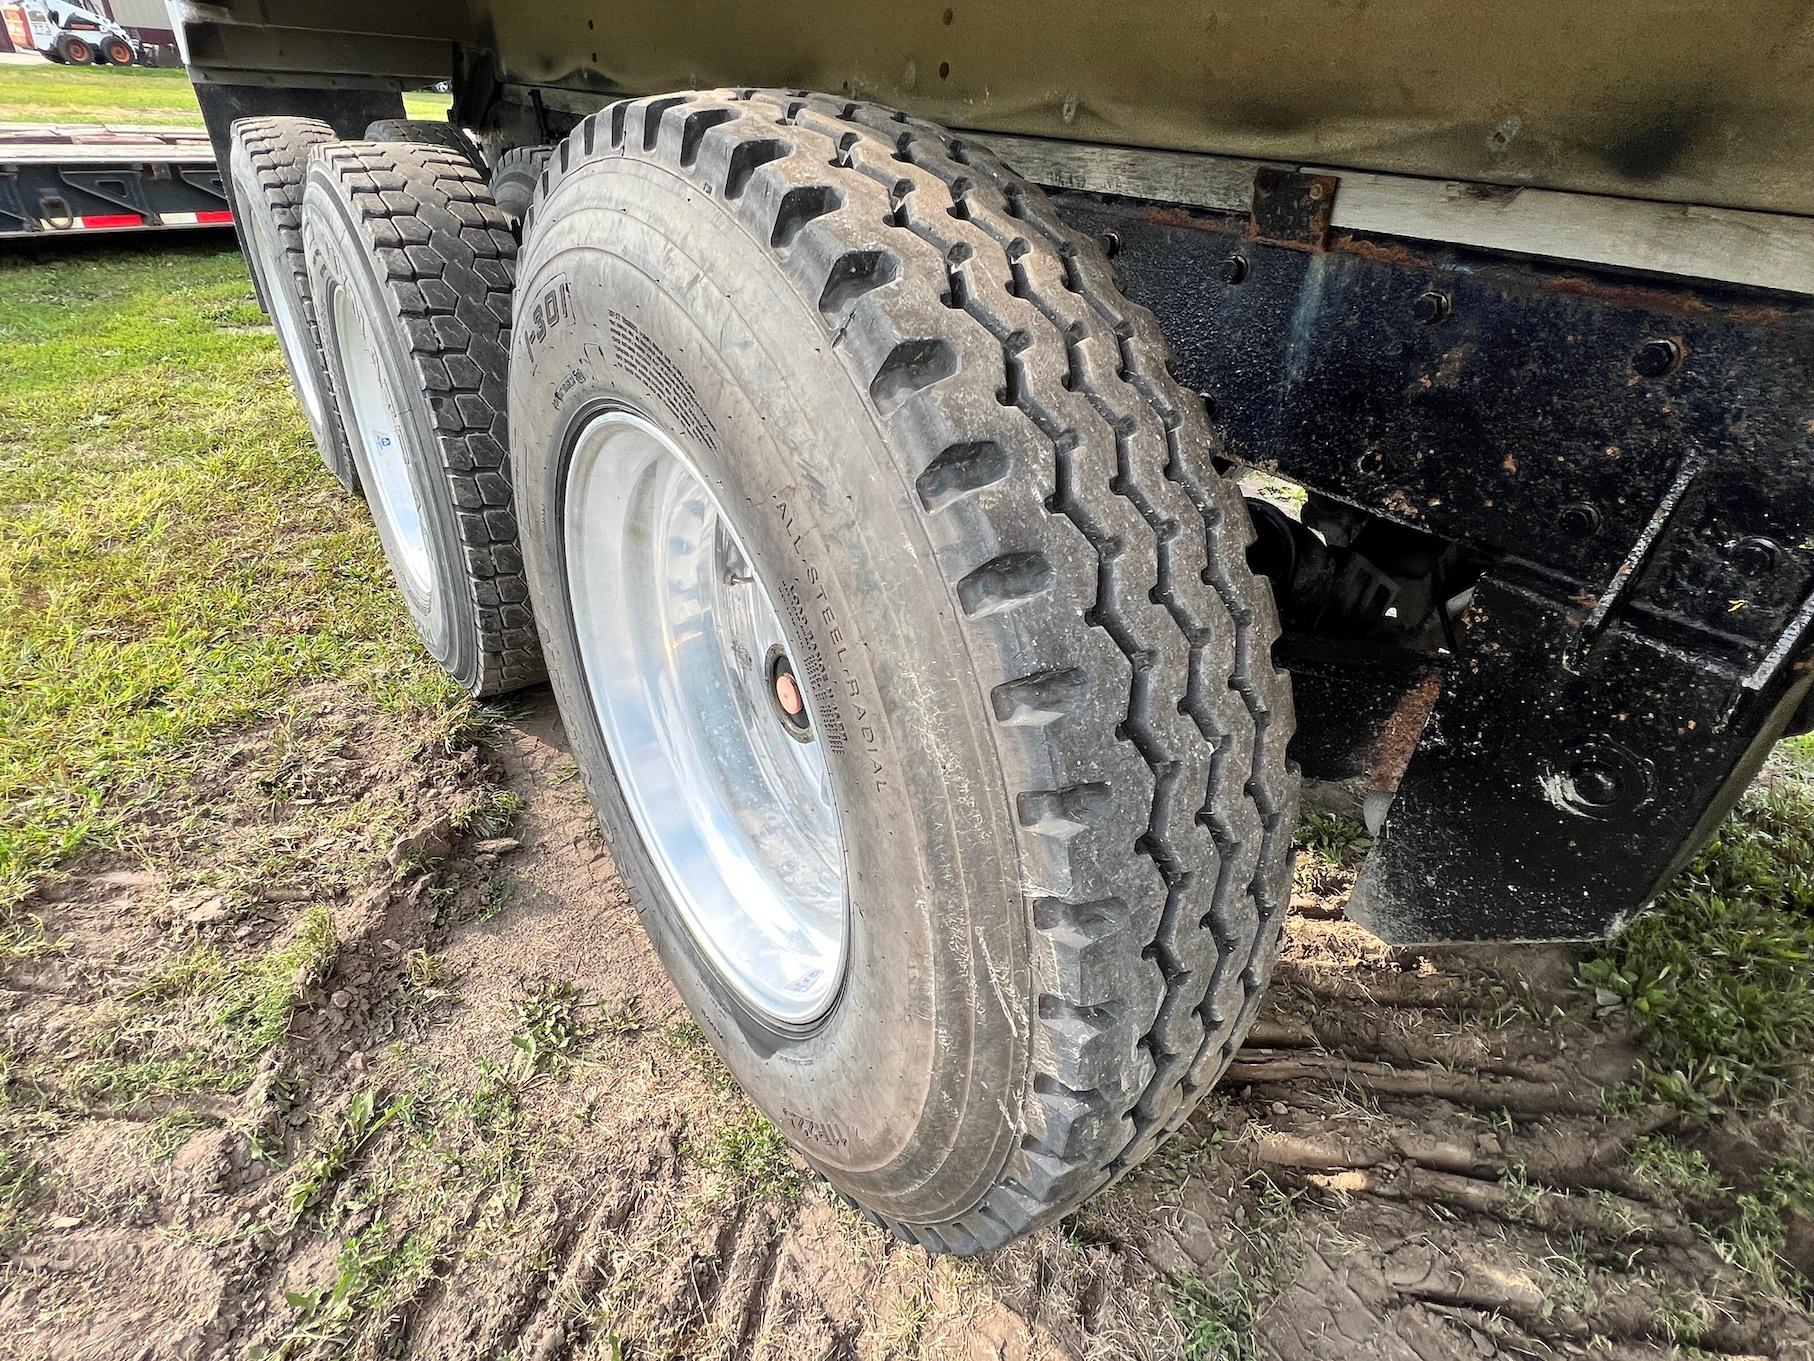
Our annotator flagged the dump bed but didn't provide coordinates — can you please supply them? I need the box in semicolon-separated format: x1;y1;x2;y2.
173;0;1814;217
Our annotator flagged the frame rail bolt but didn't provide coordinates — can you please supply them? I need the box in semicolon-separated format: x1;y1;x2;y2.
1558;501;1601;538
1412;290;1450;325
1731;536;1783;577
1569;759;1623;808
1634;337;1682;377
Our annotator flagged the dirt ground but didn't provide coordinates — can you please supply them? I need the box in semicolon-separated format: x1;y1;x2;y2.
4;684;1812;1361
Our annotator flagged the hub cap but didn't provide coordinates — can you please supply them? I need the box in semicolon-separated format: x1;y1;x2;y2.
330;288;433;597
564;409;847;1024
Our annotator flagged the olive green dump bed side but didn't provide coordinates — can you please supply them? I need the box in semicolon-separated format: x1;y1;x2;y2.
481;0;1814;216
176;0;1814;216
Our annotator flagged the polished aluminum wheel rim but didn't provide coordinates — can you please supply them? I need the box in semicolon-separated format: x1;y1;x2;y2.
330;287;433;597
564;409;847;1023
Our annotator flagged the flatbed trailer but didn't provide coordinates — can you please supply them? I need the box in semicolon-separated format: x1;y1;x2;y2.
0;125;231;238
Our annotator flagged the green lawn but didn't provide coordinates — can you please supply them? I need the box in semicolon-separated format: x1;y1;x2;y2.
0;241;467;911
0;60;449;127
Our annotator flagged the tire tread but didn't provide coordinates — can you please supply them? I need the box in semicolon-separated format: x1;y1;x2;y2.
309;141;545;696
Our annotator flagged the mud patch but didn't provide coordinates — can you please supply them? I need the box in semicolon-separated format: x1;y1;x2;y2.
2;689;1810;1359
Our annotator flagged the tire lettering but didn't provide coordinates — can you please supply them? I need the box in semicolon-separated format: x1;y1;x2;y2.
782;1107;850;1148
523;276;573;359
773;491;886;793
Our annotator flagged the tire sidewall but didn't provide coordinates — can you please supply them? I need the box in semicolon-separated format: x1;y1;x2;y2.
512;157;1033;1225
303;169;480;684
227;126;358;494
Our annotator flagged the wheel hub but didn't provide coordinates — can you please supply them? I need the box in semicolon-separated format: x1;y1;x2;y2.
563;408;848;1024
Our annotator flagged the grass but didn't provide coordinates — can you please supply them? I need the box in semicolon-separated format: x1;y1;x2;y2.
0;242;471;910
1164;1173;1296;1361
1628;1135;1725;1200
0;63;201;125
0;59;450;127
697;1109;801;1200
276;1217;436;1358
1712;1157;1814;1302
1578;751;1814;1108
214;904;339;1054
289;1088;406;1221
60;908;335;1108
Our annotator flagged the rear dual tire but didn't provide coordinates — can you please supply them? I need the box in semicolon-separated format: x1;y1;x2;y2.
301;142;544;697
361;118;488;177
227;118;357;493
512;92;1297;1250
488;145;549;233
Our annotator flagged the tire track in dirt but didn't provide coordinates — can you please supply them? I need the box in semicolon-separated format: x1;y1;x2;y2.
4;688;1812;1359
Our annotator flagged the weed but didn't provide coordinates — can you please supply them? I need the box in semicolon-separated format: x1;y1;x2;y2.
510;980;590;1080
661;1018;707;1053
476;869;516;923
462;1058;526;1152
289;1089;404;1220
1292;807;1372;870
695;1108;801;1200
1627;1135;1723;1200
1144;1121;1226;1191
1166;1273;1256;1361
276;1218;435;1358
597;995;644;1036
402;948;458;1005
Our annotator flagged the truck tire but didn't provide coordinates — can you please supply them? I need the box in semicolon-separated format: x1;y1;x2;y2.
361;118;487;177
56;34;95;64
101;35;134;66
510;90;1297;1250
302;142;544;697
227;118;358;492
488;145;548;232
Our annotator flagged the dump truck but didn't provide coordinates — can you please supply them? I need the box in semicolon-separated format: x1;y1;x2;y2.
166;1;1814;1253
